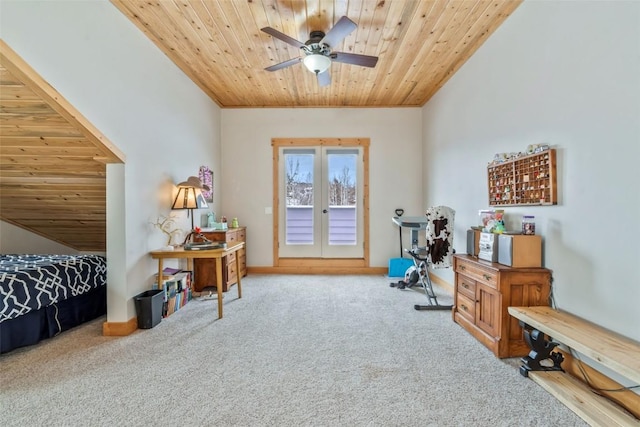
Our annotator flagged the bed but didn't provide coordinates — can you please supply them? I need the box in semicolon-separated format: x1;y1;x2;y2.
0;254;107;354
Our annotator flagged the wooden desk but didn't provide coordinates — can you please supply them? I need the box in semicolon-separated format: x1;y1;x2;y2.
150;242;245;319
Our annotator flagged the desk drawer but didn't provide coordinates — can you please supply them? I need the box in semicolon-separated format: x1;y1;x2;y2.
456;259;497;288
201;231;226;243
457;292;475;323
457;275;476;300
226;230;238;244
201;230;239;244
227;259;237;276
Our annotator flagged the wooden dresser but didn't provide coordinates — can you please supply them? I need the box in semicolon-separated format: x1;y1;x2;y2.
193;227;246;292
452;254;551;358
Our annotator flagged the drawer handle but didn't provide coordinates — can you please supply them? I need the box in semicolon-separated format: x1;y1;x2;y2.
462;283;469;289
460;265;466;270
483;274;492;281
460;304;468;312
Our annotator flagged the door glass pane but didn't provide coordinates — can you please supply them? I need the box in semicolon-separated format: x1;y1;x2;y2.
285;151;314;244
327;150;357;245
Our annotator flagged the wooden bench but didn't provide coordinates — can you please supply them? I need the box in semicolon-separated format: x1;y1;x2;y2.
508;306;640;426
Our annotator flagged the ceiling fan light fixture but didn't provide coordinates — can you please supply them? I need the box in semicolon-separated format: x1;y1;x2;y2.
302;54;331;74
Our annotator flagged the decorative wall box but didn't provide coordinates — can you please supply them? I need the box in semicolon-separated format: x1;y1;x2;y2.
487;149;557;206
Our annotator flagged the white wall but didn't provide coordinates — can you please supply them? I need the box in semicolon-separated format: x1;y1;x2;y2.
221;108;423;267
0;1;222;323
0;221;79;255
422;1;640;340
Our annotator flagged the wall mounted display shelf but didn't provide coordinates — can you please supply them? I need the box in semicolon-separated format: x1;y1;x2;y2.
488;149;557;206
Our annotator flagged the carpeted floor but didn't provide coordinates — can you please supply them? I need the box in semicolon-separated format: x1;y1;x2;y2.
0;274;585;426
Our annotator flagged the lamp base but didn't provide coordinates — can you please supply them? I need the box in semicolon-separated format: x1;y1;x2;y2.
181;231;214;247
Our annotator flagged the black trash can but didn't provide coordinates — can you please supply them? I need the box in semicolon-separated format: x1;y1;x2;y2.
134;289;164;329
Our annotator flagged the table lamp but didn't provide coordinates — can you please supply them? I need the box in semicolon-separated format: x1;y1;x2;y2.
171;176;209;234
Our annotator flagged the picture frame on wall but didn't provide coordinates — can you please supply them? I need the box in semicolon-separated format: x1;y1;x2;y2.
198;165;213;203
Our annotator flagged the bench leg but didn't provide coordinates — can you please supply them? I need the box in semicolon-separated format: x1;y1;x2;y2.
519;321;565;378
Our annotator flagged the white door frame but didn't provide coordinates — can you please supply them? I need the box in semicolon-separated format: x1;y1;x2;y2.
277;146;363;258
271;138;370;268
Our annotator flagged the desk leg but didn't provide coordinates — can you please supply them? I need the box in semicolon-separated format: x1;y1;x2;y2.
215;257;223;319
157;259;164;291
235;252;242;299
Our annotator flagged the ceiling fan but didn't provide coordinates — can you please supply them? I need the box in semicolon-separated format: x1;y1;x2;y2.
261;16;379;87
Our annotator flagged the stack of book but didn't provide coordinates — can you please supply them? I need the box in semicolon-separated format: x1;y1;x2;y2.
153;268;192;317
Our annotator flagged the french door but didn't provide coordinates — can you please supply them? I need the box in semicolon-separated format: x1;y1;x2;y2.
273;139;368;260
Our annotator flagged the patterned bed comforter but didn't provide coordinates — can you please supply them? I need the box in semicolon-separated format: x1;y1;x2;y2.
0;254;106;323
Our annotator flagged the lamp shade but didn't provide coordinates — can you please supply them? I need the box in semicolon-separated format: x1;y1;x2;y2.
172;176;209;210
171;187;208;210
302;54;331;74
172;187;197;210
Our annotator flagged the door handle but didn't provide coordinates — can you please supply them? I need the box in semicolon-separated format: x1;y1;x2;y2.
322;209;328;213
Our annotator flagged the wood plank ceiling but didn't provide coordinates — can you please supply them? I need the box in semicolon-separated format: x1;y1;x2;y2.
0;40;125;252
1;0;521;252
112;0;522;107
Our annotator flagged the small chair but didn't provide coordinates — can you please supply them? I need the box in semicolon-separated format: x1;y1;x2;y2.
396;206;455;311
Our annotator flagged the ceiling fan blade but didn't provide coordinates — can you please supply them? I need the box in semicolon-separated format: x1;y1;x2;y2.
330;52;379;68
261;27;305;49
265;57;301;72
320;16;357;48
317;70;331;87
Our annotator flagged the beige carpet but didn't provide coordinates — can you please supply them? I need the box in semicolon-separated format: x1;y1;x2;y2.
0;274;585;426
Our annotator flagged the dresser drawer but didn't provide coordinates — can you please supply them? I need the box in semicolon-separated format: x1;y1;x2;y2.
236;228;246;242
456;259;497;288
202;229;240;244
201;231;226;243
226;230;239;244
227;257;238;282
457;275;476;300
456;292;475;323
